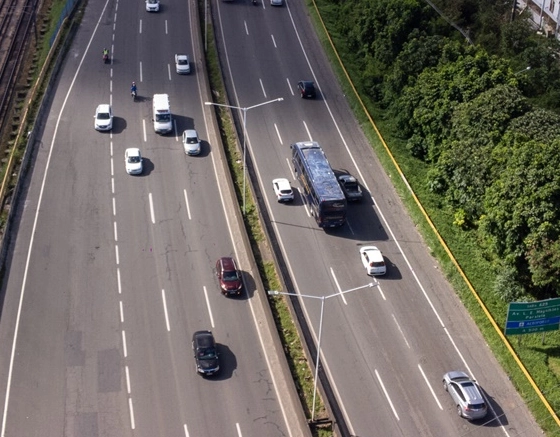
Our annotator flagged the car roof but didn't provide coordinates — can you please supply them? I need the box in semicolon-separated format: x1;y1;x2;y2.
338;175;357;183
273;178;290;186
193;330;214;345
219;256;237;270
126;148;141;156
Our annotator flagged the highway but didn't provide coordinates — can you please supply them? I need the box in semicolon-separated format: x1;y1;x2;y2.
0;0;308;436
212;0;543;436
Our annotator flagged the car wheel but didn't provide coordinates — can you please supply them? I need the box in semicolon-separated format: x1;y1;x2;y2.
457;405;463;417
443;380;448;391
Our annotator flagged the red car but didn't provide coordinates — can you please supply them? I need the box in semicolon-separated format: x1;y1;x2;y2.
216;257;243;296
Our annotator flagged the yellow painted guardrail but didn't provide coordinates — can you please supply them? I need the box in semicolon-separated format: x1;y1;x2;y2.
309;0;560;429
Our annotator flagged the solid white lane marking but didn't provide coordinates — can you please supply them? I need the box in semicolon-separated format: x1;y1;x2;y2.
203;286;215;328
303;120;311;141
149;192;155;223
122;330;128;358
183;189;191;220
286;78;294;96
392;314;410;348
330;268;347;305
274;123;282;145
183;424;189;437
375;369;399;420
125;365;131;394
418;364;442;410
161;289;171;331
128;398;135;429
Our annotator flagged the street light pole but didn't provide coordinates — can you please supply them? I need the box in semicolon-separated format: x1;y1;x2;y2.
268;282;377;422
205;98;283;214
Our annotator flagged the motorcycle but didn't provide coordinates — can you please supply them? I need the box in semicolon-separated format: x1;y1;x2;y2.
103;53;109;64
131;89;137;101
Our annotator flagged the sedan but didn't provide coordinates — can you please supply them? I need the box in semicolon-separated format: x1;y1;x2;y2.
272;178;294;202
182;129;201;155
297;81;316;98
145;0;160;11
94;104;113;131
175;54;191;74
124;148;143;175
359;246;386;275
192;331;220;376
443;371;488;420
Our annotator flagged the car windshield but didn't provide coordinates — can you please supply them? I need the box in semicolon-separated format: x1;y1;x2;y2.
98;113;110;120
128;156;141;163
223;271;239;281
198;347;217;360
156;113;170;122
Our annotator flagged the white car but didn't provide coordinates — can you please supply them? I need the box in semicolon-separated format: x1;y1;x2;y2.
359;246;386;276
272;178;294;202
182;129;201;155
125;148;143;175
94;104;113;131
145;0;160;12
175;54;191;74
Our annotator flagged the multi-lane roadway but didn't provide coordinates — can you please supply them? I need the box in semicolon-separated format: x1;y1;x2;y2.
0;0;309;436
212;0;544;436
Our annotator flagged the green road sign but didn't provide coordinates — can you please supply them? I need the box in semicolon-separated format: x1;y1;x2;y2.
505;298;560;336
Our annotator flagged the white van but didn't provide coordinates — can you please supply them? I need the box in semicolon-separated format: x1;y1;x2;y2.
152;94;172;134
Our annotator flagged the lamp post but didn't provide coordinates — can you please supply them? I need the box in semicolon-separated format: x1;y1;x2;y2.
268;282;377;422
204;98;283;214
514;66;531;75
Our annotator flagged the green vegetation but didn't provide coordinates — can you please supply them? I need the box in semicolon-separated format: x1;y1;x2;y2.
306;0;560;433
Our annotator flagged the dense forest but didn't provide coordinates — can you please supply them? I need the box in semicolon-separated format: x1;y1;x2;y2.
325;0;560;301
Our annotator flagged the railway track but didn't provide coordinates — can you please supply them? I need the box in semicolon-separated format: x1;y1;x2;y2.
0;0;40;148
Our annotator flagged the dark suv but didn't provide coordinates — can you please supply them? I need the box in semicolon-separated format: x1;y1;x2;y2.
192;330;220;376
216;257;243;296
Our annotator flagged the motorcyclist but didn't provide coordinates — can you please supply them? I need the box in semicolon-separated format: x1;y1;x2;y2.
103;48;109;57
131;82;137;94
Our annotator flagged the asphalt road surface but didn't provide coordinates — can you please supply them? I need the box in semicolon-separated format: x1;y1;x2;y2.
0;0;308;436
212;0;544;436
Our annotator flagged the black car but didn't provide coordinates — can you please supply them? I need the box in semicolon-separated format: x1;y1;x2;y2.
338;174;363;202
192;330;220;376
297;81;316;98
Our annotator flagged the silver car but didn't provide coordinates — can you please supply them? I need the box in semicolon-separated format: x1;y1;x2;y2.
443;371;488;420
182;129;201;156
270;0;283;5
